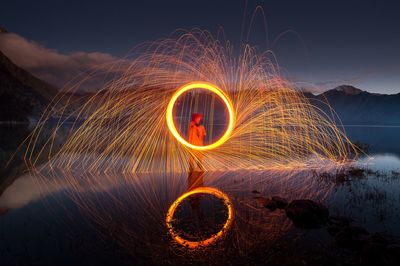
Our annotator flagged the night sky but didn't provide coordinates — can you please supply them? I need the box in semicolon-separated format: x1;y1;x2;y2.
1;0;400;93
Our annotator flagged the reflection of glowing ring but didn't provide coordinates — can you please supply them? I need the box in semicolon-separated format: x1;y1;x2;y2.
166;187;234;248
166;82;235;150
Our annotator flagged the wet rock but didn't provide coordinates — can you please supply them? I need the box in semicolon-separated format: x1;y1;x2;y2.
334;231;363;251
384;244;400;265
255;196;288;211
255;197;278;211
285;200;329;229
255;196;268;205
327;216;352;235
271;196;288;209
263;199;278;211
360;241;386;265
347;167;366;178
370;233;394;245
326;225;340;237
334;226;369;250
359;235;400;265
335;171;347;183
345;225;369;236
330;215;352;225
391;171;400;178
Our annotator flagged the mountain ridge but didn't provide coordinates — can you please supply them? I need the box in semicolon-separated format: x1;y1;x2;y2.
306;85;400;125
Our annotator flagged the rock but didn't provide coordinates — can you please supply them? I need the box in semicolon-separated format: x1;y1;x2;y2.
334;231;363;250
347;167;366;178
263;199;278;211
326;216;352;236
251;190;260;194
334;226;369;250
344;226;369;236
370;233;393;245
255;197;278;211
329;216;352;227
326;225;341;236
285;200;329;229
360;242;386;265
271;196;288;209
255;196;288;211
255;196;268;205
384;244;400;265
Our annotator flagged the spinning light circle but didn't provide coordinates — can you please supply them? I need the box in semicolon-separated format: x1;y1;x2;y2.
166;82;235;150
166;187;234;249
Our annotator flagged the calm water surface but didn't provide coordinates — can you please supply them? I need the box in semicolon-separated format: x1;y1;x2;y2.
1;125;400;265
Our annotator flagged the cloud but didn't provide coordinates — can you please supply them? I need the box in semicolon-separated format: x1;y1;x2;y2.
0;32;119;90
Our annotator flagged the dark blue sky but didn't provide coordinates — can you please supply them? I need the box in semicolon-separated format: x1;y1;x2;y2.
1;0;400;93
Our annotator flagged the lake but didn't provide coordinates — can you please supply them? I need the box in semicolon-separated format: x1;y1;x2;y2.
1;125;400;265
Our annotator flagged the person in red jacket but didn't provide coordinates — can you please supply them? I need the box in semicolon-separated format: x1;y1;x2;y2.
188;113;206;146
188;113;206;171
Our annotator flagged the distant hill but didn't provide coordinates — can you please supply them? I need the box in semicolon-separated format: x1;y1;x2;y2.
305;85;400;125
0;50;59;122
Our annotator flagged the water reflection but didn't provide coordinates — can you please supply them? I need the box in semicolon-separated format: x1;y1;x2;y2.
344;125;400;157
0;166;337;263
1;125;400;264
188;170;204;190
166;186;234;248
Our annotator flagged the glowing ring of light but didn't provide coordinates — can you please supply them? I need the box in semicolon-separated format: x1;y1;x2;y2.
166;187;234;249
166;82;234;150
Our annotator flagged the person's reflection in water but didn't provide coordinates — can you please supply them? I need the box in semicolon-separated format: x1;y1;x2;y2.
187;170;205;227
188;170;205;191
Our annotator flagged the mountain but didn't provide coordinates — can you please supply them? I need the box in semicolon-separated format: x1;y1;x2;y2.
0;50;59;121
306;85;400;125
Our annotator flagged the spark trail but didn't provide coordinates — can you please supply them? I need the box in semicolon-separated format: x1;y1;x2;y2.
25;30;357;173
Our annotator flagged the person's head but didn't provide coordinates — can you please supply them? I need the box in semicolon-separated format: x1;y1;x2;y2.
191;113;202;124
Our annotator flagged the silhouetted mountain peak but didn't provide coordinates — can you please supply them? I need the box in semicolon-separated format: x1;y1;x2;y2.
334;85;363;95
305;84;400;125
